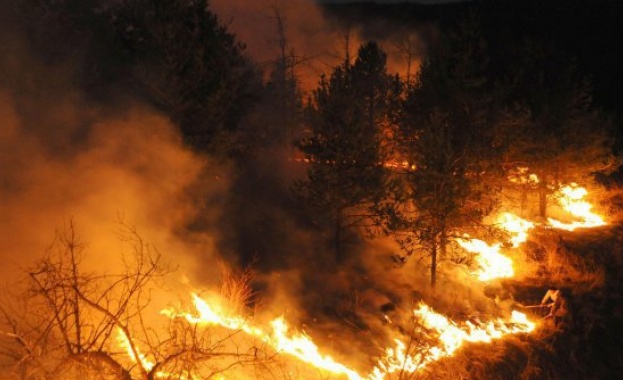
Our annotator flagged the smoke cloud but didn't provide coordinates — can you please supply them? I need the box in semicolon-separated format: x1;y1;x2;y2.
0;7;223;288
210;0;420;92
0;3;496;373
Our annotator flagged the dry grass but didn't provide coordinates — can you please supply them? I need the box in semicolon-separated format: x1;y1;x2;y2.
521;230;605;291
219;264;256;316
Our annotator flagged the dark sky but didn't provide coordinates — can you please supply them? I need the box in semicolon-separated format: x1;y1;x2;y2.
318;0;465;3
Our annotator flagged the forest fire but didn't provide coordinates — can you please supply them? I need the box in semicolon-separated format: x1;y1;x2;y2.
3;0;622;377
148;293;536;380
496;212;535;247
113;187;603;379
455;237;514;281
548;183;607;230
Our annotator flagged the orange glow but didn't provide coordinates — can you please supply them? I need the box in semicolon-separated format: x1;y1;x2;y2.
153;293;536;380
456;237;514;281
117;328;181;379
548;183;606;231
496;212;535;247
117;328;155;372
370;304;535;378
162;293;362;380
508;167;539;185
454;213;534;283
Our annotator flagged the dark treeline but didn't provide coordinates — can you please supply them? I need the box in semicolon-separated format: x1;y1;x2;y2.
324;0;623;173
322;0;623;116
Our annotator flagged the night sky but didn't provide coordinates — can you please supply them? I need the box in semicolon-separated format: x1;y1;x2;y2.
319;0;465;3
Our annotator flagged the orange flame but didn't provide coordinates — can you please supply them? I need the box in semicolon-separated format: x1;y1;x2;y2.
508;167;539;185
456;237;514;281
370;304;535;378
162;294;362;380
496;212;535;247
548;184;606;231
154;294;536;380
117;328;181;379
117;328;155;372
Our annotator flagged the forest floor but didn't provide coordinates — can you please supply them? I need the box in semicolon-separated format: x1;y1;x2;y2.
430;224;623;380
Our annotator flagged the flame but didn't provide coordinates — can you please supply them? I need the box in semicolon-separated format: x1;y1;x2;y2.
163;294;362;380
548;183;606;231
117;328;155;372
496;212;535;247
117;328;181;379
456;237;514;281
370;304;535;378
454;212;534;282
153;294;536;380
508;167;539;185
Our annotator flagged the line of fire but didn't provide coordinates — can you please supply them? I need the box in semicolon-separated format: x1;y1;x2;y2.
2;1;623;380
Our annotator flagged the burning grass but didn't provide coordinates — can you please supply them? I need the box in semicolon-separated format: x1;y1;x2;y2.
3;181;621;379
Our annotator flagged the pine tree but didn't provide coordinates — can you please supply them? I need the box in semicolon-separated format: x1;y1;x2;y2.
500;40;617;218
108;0;256;153
395;16;502;287
296;41;403;262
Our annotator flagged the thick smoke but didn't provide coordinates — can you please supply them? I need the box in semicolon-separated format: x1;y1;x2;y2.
0;6;222;288
0;2;498;373
210;0;418;92
206;0;496;350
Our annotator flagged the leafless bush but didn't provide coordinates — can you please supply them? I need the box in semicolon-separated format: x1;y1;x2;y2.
0;220;272;380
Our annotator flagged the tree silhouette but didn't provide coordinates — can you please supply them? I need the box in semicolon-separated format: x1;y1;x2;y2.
297;41;403;262
0;222;268;380
394;17;503;287
499;40;617;218
108;0;256;154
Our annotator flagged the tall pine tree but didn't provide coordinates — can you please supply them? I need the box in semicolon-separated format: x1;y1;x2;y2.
297;41;402;262
109;0;256;154
395;16;503;287
500;40;617;218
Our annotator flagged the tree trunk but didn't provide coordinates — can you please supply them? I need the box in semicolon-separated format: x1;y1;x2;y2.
430;236;437;288
538;179;548;219
335;207;342;263
520;187;528;217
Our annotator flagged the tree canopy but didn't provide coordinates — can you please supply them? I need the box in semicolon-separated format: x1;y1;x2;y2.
296;41;403;262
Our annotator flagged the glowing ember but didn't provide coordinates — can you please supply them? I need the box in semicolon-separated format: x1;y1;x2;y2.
508;167;539;185
548;183;606;231
496;212;535;247
456;237;514;281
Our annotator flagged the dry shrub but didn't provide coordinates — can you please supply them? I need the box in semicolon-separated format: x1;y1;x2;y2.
418;333;557;380
219;264;256;315
525;231;605;290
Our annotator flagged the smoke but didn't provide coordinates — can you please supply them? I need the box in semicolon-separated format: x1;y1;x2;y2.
0;2;494;373
0;6;223;288
205;2;484;355
210;0;420;92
